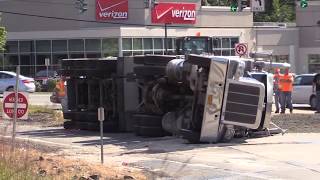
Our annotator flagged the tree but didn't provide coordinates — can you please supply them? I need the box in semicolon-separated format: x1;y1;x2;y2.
0;13;6;51
202;0;231;6
254;0;295;22
0;27;6;51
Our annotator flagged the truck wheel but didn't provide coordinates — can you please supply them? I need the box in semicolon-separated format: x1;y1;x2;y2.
310;96;317;110
63;121;75;129
133;114;162;127
132;114;166;137
133;66;166;77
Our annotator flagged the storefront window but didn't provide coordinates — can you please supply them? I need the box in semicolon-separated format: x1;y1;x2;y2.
85;39;101;52
86;53;101;58
69;39;84;52
5;41;18;53
20;66;35;77
102;38;119;57
133;38;143;55
20;54;35;66
308;54;320;73
122;38;132;51
52;54;68;65
143;38;152;50
20;41;34;53
122;38;132;56
52;40;67;52
222;50;230;56
212;37;238;56
274;55;289;63
154;38;163;50
36;40;51;53
230;38;238;49
221;38;230;48
4;54;19;66
154;38;163;55
36;54;50;66
69;53;85;59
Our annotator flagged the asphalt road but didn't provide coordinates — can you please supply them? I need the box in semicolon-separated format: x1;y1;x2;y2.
0;122;319;179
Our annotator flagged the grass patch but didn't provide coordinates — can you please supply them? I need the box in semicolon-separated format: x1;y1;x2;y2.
28;105;54;114
0;160;46;180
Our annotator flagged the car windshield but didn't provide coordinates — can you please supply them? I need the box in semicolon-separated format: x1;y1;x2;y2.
36;70;57;77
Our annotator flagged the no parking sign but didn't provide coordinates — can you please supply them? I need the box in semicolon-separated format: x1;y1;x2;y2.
235;43;248;57
2;92;29;120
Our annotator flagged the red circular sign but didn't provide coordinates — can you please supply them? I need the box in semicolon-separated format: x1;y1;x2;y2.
3;93;28;119
235;43;248;56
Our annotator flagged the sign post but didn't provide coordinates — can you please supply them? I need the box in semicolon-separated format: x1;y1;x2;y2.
98;107;105;164
98;81;105;164
12;66;19;152
2;66;29;152
251;0;265;12
45;58;50;80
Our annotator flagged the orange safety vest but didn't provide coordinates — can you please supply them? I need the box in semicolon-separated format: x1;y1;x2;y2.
56;80;65;97
279;74;293;92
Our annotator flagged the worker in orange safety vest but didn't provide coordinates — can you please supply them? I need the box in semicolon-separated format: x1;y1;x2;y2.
273;68;282;113
279;68;294;114
55;76;66;98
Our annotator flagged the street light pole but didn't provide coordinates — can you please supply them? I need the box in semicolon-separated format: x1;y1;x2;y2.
164;23;168;55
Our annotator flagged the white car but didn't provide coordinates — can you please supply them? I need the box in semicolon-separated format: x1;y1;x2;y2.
0;71;36;93
292;74;316;109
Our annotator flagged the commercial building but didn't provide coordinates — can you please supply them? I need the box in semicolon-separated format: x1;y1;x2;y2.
0;0;254;77
254;0;320;74
0;0;319;77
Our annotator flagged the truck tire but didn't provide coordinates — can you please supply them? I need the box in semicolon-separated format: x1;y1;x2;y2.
133;66;166;77
132;114;166;137
63;121;75;129
133;114;162;127
310;95;317;110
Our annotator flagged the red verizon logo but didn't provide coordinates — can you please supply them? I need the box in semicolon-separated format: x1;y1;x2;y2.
152;3;196;24
96;0;128;20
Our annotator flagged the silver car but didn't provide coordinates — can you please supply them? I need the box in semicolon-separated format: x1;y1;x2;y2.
292;74;316;109
0;71;36;93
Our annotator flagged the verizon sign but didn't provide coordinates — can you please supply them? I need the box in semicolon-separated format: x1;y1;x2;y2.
152;3;196;24
96;0;128;20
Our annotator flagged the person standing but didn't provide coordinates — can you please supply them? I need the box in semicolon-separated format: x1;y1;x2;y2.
279;68;294;114
312;73;320;113
273;68;282;113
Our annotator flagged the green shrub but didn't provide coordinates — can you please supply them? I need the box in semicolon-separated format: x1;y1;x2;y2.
46;79;58;92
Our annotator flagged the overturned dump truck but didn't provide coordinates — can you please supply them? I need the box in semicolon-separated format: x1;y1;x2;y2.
132;55;273;143
60;54;273;143
60;58;121;131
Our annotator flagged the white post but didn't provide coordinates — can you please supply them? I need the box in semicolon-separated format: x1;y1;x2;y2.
11;66;20;152
45;58;50;79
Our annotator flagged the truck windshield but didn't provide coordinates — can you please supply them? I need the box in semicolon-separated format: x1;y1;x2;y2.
184;38;208;55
